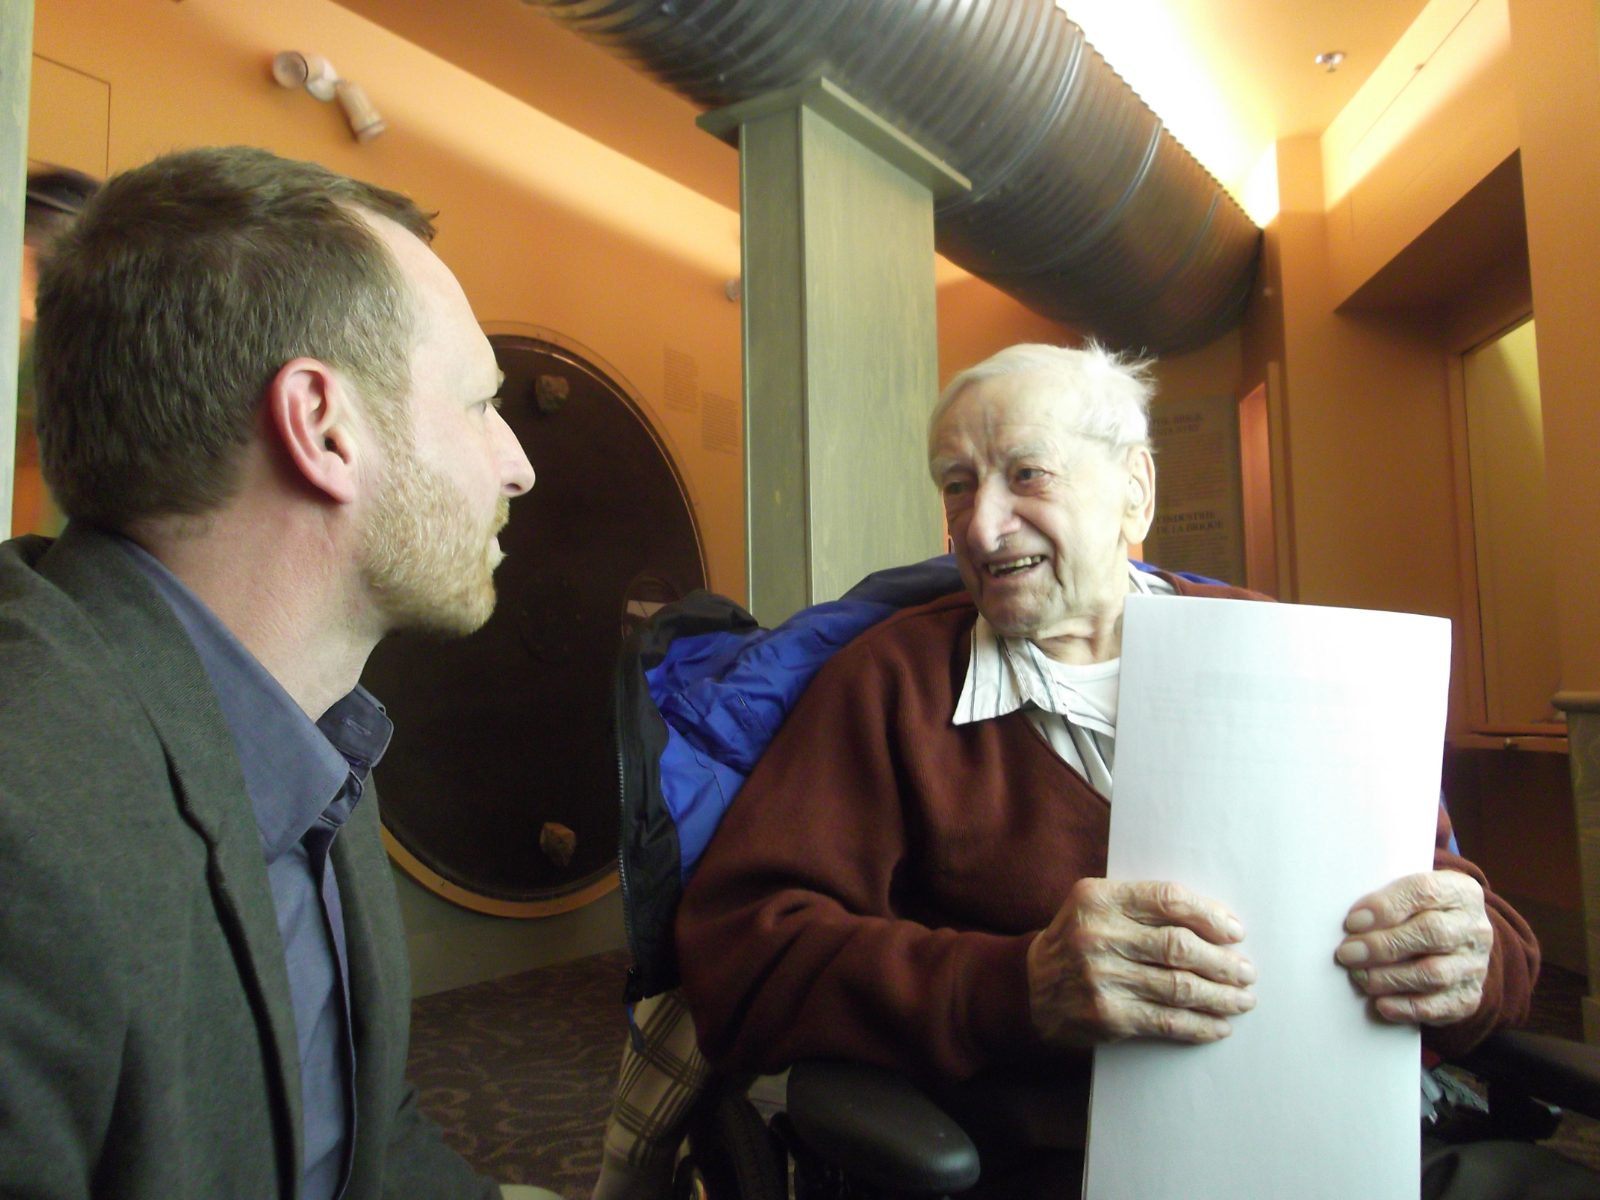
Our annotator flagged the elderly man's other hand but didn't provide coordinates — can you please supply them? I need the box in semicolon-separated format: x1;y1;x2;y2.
1027;878;1258;1047
1336;870;1493;1025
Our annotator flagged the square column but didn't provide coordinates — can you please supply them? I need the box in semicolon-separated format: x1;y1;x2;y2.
700;79;969;626
1556;693;1600;1041
0;1;33;536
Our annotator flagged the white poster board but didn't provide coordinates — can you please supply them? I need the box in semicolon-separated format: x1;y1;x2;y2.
1083;595;1451;1200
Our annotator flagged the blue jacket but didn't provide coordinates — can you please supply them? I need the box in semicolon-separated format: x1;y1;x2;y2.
616;554;1220;1000
645;557;1226;865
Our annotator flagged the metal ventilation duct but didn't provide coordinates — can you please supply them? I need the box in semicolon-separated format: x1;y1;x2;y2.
526;0;1261;354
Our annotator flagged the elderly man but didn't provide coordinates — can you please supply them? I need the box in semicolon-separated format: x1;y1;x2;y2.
676;343;1540;1195
0;148;551;1199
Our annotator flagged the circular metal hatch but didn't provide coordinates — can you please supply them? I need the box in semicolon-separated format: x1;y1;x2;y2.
365;333;706;916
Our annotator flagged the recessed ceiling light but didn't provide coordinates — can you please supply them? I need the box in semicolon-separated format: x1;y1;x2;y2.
1315;51;1346;73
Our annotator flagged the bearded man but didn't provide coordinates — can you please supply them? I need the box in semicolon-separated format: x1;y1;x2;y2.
676;343;1542;1197
0;148;540;1199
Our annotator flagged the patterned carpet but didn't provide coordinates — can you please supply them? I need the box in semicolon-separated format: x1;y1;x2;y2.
409;951;631;1198
1527;964;1586;1040
408;955;1594;1198
1520;965;1600;1174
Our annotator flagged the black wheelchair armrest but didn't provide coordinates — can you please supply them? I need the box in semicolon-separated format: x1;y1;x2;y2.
785;1060;982;1194
1458;1029;1600;1120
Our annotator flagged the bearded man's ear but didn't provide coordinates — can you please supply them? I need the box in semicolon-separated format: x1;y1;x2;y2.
268;357;361;506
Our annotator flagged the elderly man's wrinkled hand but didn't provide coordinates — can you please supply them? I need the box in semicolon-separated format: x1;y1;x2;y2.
1026;878;1257;1048
1336;870;1493;1026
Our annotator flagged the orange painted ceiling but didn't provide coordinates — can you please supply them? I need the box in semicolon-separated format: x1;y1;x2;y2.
333;0;1429;208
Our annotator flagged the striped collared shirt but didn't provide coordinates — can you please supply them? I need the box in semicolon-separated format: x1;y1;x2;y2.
951;562;1175;796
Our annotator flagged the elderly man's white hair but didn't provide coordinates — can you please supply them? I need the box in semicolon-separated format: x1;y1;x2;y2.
927;342;1156;472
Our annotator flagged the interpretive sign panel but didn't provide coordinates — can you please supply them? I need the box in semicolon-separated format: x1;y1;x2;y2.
1142;395;1245;586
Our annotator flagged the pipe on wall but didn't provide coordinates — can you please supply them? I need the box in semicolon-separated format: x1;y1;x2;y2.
525;0;1261;355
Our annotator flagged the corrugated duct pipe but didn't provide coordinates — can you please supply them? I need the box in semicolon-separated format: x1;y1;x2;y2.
525;0;1261;354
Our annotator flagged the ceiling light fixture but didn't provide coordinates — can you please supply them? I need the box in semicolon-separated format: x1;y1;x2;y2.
1315;51;1346;73
271;50;387;143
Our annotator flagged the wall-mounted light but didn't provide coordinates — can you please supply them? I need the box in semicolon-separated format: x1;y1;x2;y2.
1314;51;1346;74
271;50;387;143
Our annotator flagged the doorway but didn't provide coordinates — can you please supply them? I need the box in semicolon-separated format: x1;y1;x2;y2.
1460;317;1561;730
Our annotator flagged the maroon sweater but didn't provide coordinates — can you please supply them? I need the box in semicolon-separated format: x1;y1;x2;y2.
676;584;1540;1084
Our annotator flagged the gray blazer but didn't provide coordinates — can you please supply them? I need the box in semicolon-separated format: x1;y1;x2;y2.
0;526;497;1200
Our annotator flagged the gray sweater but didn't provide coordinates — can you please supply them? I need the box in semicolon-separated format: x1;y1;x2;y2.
0;525;497;1200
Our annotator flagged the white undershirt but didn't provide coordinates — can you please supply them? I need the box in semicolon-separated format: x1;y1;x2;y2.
951;563;1177;796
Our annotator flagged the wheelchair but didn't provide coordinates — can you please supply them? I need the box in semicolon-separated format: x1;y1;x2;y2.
662;1029;1600;1200
608;563;1600;1200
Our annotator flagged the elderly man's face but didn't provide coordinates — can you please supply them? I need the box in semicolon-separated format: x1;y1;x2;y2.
931;373;1154;643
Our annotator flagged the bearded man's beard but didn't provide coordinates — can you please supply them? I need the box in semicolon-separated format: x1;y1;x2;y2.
361;448;510;637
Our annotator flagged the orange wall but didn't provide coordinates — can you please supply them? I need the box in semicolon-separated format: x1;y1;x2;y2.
1320;0;1520;308
32;0;1589;699
1269;137;1465;685
1507;0;1600;695
33;3;1567;692
29;0;748;596
1285;0;1600;707
1242;0;1600;966
936;270;1242;403
936;273;1078;388
25;0;1236;591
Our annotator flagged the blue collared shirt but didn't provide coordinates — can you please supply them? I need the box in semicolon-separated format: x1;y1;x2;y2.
120;539;392;1200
